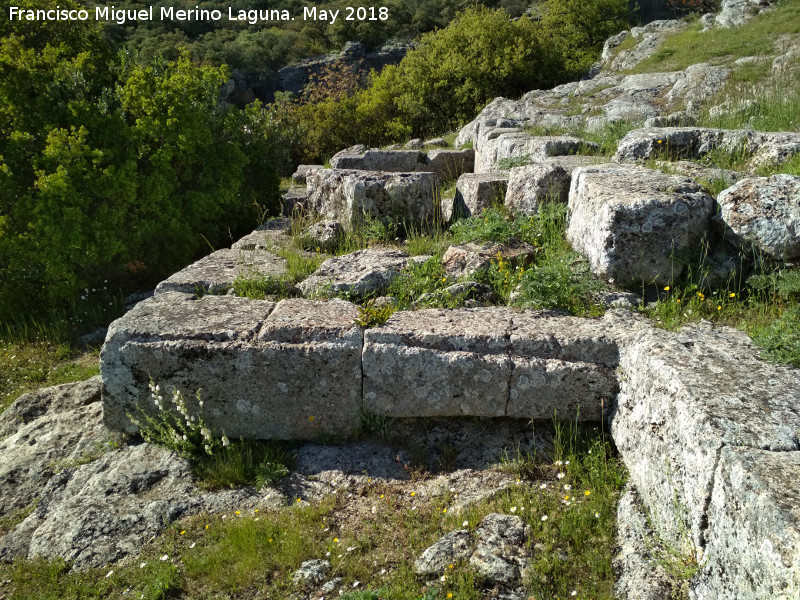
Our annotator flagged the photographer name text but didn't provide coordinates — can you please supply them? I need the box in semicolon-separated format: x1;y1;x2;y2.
6;5;389;25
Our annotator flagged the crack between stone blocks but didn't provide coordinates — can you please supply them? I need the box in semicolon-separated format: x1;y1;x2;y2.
249;299;278;344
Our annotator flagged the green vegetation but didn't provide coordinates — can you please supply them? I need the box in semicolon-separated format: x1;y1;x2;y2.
129;382;294;489
628;0;800;73
290;1;630;161
0;2;288;325
0;342;99;414
0;422;626;600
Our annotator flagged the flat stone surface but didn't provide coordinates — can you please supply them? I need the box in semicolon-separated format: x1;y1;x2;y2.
363;308;513;418
0;378;104;514
329;147;425;172
154;249;288;295
451;173;508;218
297;249;420;299
695;447;800;599
101;295;363;440
566;164;715;286
505;162;571;214
716;175;800;259
0;442;261;570
306;169;439;232
612;320;800;554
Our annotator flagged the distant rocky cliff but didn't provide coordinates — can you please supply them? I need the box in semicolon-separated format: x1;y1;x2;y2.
220;40;411;106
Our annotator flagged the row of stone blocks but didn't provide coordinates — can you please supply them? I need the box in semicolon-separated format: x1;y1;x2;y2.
100;292;800;597
101;293;630;439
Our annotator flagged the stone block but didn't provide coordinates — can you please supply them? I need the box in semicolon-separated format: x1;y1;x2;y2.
305;169;439;232
155;249;288;295
716;175;800;260
694;447;800;599
611;321;800;554
505;162;571;214
101;294;363;440
362;308;513;418
566;164;714;286
330;147;425;172
451;173;508;218
424;148;475;182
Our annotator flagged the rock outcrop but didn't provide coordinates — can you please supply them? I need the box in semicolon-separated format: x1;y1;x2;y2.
716;174;800;259
0;379;267;570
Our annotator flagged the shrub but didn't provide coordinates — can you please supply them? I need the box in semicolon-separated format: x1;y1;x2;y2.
0;6;288;323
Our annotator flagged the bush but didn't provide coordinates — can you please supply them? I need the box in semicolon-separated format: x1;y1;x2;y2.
291;1;630;161
0;5;288;323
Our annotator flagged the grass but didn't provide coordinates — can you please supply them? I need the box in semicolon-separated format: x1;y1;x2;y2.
627;0;800;74
0;421;626;600
643;256;800;368
0;342;100;416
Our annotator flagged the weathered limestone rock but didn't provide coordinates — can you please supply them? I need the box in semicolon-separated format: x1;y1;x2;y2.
101;293;363;440
415;514;530;585
424;148;475;182
451;173;508;218
363;308;513;418
0;441;262;570
715;0;775;28
611;321;800;556
566;164;715;286
362;309;636;420
303;219;344;251
593;290;640;310
297;249;422;299
0;378;268;570
665;63;731;107
469;514;530;585
282;186;309;216
694;447;800;600
154;249;288;295
292;164;323;186
231;218;293;251
441;241;536;279
413;529;472;575
716;175;800;259
0;378;104;514
600;20;687;73
645;112;696;128
292;559;332;586
614;484;678;600
614;127;800;167
329;146;425;172
306;169;439;232
477;132;597;173
506;310;630;420
505;162;570;214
